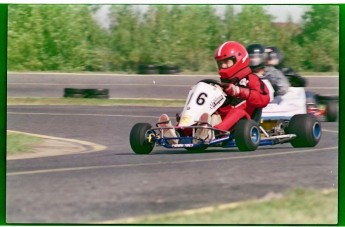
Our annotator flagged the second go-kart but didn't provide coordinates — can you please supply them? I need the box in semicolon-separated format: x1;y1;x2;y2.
306;91;338;122
129;79;322;154
282;67;338;122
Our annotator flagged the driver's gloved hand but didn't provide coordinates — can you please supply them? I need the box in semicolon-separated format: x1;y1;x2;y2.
224;83;250;99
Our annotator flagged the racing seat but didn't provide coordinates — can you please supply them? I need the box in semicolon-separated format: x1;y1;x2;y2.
251;108;262;123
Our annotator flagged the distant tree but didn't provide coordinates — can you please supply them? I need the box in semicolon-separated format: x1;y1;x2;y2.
8;5;45;70
170;5;223;71
227;5;277;46
274;16;305;71
8;5;109;71
108;5;143;72
145;5;174;65
7;4;339;73
222;5;236;41
298;5;339;71
133;5;223;71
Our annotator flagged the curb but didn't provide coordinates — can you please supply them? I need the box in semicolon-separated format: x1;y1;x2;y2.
7;130;107;160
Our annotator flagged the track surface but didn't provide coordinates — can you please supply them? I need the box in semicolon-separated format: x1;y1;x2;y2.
7;72;339;98
6;73;339;223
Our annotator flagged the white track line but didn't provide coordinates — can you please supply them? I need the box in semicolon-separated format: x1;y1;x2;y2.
7;146;337;176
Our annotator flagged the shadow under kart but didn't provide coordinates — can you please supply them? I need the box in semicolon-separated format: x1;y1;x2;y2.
130;80;322;155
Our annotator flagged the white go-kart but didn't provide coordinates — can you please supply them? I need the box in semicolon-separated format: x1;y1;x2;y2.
129;79;322;154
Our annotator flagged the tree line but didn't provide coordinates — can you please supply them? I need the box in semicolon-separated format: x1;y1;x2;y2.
7;5;339;73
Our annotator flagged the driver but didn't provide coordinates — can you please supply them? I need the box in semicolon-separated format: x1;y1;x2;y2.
265;45;307;87
194;41;271;141
246;43;290;98
264;45;290;96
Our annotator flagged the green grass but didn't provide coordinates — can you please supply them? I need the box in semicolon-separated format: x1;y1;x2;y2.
7;131;43;155
7;97;186;107
114;188;337;224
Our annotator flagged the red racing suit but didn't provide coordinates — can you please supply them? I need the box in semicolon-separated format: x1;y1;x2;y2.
214;67;270;131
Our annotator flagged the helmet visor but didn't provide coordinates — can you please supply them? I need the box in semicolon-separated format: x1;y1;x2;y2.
216;56;236;69
249;53;265;67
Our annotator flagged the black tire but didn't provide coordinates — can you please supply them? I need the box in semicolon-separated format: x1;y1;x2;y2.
234;119;260;151
138;64;159;74
63;88;86;98
85;88;109;96
130;123;155;154
160;69;180;74
286;114;322;148
64;88;86;94
140;69;159;74
63;93;85;98
85;94;109;99
158;65;180;74
325;101;338;122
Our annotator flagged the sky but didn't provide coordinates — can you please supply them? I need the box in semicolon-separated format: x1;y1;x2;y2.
257;5;308;22
95;5;310;29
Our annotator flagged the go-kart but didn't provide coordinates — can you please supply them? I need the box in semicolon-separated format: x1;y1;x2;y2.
129;79;322;154
306;91;338;122
282;67;338;122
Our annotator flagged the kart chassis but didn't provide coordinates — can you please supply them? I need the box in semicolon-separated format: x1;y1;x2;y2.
147;122;296;150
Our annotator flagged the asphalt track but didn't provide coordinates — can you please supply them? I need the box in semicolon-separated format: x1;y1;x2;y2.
6;73;339;223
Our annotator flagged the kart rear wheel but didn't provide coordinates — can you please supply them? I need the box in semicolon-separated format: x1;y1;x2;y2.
287;114;321;147
325;101;338;122
130;123;155;154
234;119;260;151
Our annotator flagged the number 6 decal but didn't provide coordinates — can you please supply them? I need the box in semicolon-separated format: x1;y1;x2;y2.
196;92;208;105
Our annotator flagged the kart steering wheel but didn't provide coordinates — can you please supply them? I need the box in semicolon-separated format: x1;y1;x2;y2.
197;79;222;87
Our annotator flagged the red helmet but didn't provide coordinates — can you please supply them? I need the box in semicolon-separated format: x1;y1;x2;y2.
214;41;249;81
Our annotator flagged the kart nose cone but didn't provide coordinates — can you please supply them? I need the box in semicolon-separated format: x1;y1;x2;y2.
179;115;193;126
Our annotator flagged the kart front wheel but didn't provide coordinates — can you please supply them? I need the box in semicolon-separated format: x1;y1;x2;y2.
234;119;260;151
287;114;321;147
130;123;155;154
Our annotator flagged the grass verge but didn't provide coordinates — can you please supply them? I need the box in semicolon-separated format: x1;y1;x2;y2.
113;188;337;224
7;131;43;155
7;97;185;107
